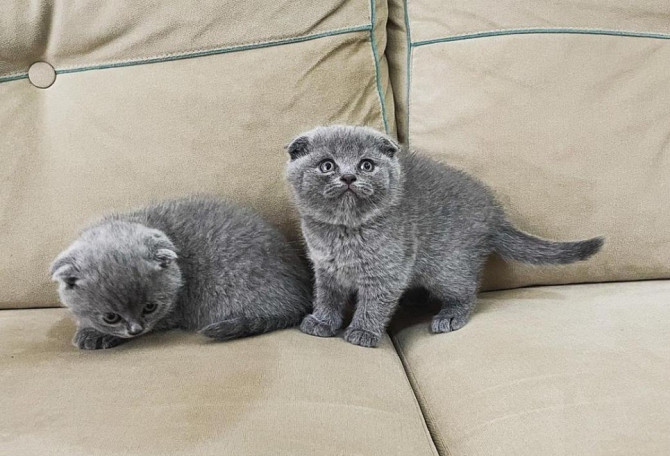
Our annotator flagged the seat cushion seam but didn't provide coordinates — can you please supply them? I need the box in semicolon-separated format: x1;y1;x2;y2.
391;333;452;456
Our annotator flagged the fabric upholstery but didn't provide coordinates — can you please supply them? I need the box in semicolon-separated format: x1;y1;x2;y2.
0;0;395;308
1;1;372;79
391;281;670;456
385;0;411;144
0;308;437;456
386;0;670;290
403;0;670;43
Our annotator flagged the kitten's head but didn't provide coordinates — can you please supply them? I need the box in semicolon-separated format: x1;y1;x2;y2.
285;125;403;226
51;221;183;338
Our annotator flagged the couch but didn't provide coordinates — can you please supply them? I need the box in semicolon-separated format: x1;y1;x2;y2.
1;1;668;454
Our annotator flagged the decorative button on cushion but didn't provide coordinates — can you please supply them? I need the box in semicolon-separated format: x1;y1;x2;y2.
28;61;56;88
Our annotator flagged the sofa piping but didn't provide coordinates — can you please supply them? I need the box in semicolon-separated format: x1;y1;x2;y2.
411;28;670;47
0;24;372;84
403;0;412;147
369;0;390;134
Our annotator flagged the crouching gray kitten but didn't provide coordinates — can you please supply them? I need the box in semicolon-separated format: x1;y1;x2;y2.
285;125;604;348
51;197;311;350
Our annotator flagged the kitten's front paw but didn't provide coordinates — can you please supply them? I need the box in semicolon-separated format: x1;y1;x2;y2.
431;313;470;334
300;314;338;338
73;328;123;350
343;327;381;348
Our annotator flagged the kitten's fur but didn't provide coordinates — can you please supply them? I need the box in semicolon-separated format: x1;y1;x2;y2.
285;125;603;347
51;197;311;350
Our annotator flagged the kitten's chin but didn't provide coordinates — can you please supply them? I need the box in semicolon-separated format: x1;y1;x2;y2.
312;207;373;228
298;195;382;227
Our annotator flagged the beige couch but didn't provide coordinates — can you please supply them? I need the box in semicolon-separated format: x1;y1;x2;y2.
2;1;669;454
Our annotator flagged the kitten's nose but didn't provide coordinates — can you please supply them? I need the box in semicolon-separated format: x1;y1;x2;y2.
340;174;357;185
127;322;144;336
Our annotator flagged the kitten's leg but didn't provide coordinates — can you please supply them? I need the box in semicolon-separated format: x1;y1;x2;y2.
429;283;478;334
300;267;348;338
344;285;404;348
73;326;125;350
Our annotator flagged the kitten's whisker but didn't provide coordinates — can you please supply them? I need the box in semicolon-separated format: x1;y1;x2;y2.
323;183;347;198
353;183;374;196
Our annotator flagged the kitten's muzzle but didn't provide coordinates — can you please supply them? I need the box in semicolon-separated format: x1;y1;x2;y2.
127;322;144;336
323;182;355;198
340;174;357;185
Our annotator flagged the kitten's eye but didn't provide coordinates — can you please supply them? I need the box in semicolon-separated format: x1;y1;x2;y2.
143;302;157;314
318;160;335;173
103;313;121;324
359;159;375;172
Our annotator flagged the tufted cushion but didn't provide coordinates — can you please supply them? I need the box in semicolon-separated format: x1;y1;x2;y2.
0;0;395;308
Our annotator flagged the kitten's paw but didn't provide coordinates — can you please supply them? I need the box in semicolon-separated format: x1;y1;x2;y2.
343;328;381;348
200;318;247;341
73;329;123;350
300;314;338;338
431;313;470;334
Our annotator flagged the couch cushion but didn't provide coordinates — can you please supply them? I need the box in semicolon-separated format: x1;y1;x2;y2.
391;281;670;455
0;0;394;309
386;0;670;290
0;308;437;456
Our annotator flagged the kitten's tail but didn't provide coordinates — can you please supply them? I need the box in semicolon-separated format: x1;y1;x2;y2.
493;222;604;265
199;313;303;342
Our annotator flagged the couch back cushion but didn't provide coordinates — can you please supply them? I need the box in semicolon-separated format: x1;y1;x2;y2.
0;0;394;308
387;0;670;290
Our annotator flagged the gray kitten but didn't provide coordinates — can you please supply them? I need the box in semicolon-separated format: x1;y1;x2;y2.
285;125;603;348
51;197;312;350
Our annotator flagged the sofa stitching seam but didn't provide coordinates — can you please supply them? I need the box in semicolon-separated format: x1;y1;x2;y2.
388;334;441;456
0;24;371;84
0;73;30;83
391;333;453;456
368;0;390;134
404;0;412;147
411;27;670;47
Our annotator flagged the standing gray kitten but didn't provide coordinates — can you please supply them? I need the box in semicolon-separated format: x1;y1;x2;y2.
51;197;311;350
285;125;603;348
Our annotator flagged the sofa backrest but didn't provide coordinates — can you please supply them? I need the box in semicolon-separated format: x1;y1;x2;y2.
2;0;668;309
387;0;670;290
0;0;393;308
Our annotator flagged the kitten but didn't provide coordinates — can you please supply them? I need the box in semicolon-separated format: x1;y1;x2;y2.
51;197;312;350
285;125;603;348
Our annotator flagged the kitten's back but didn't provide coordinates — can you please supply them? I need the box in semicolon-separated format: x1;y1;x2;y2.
399;150;502;235
399;151;603;266
109;196;312;334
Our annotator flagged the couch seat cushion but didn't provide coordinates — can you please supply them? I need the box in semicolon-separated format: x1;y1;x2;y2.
391;281;670;456
0;309;437;456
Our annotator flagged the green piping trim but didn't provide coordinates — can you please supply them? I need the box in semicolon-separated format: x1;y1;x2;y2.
0;73;29;83
403;0;412;147
57;25;371;75
369;0;390;134
412;28;670;47
0;25;371;84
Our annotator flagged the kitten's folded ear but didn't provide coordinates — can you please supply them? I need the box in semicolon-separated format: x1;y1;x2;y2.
50;250;80;288
377;135;400;158
146;229;178;269
155;248;178;268
285;135;310;160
